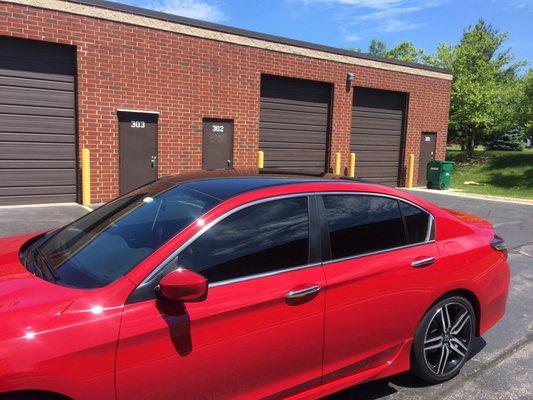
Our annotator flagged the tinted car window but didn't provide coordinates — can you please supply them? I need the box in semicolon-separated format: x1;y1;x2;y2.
400;201;430;244
322;195;405;259
36;183;220;289
177;197;309;284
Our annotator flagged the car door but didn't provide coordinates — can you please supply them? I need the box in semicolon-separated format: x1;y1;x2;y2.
318;193;440;381
115;195;326;400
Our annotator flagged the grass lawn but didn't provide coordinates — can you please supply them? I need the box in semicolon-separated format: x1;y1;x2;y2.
444;146;533;199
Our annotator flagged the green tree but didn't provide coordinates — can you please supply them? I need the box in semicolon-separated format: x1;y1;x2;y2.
523;69;533;135
446;20;526;156
368;39;387;57
366;38;431;64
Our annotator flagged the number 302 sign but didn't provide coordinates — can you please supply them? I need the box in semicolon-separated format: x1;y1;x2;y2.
130;121;146;128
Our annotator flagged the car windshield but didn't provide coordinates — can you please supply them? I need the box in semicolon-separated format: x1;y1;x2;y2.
35;180;220;289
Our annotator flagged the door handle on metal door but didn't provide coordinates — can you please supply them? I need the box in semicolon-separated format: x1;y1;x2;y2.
285;285;321;300
150;155;157;168
411;257;436;268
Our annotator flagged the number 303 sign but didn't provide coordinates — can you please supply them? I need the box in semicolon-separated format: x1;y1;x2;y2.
131;121;146;128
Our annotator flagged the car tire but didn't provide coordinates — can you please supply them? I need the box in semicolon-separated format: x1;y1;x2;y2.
411;296;476;384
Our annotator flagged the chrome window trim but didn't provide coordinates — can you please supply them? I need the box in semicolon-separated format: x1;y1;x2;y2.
319;191;435;265
209;262;322;288
138;193;311;288
137;190;436;289
321;239;436;267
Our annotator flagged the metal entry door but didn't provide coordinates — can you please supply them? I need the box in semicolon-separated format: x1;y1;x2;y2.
202;119;233;170
418;132;437;185
118;111;158;194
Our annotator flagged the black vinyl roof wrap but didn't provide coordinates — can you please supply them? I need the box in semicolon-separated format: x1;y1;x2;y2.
182;177;323;200
68;0;450;75
143;168;355;200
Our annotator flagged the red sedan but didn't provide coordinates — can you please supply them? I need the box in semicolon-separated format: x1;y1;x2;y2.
0;171;509;400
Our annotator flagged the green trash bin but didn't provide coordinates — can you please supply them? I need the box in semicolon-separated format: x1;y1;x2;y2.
426;160;455;190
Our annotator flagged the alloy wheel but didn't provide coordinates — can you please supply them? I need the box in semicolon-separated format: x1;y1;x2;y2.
423;302;473;376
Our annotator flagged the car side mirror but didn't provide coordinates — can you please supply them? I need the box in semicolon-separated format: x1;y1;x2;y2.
157;268;208;302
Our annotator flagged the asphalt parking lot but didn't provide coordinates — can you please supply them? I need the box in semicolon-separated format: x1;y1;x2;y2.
0;192;531;400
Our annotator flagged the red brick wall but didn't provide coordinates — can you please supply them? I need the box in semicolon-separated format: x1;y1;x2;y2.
0;2;451;203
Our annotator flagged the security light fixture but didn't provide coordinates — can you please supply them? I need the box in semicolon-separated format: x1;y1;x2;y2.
347;72;355;83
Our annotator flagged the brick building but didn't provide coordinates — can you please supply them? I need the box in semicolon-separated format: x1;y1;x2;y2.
0;0;452;205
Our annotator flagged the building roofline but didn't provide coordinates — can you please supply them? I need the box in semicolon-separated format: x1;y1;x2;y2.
45;0;451;77
4;0;451;79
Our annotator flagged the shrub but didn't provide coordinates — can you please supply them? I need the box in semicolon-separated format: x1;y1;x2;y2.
484;128;525;151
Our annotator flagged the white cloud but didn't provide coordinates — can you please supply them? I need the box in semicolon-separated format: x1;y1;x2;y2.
345;34;363;41
301;0;403;9
358;5;423;20
291;0;444;40
379;19;425;32
138;0;225;22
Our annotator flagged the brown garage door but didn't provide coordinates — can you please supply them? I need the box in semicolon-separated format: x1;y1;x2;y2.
0;37;76;205
351;88;406;186
260;75;331;174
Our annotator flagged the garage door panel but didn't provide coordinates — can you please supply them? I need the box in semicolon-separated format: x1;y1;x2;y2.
260;109;328;125
260;141;326;150
0;86;75;109
354;89;404;109
0;169;76;187
352;107;403;117
261;99;329;113
349;144;402;152
351;88;406;186
0;74;74;91
0;115;74;134
0;37;76;205
264;161;325;169
260;130;328;144
0;132;74;143
350;135;401;146
356;166;400;178
0;67;74;84
0;193;77;206
0;160;76;169
0;185;77;196
358;177;398;186
260;75;331;174
261;76;330;102
260;121;326;133
0;142;75;160
356;161;399;169
350;127;402;137
0;104;74;118
354;150;401;162
351;116;403;130
265;149;326;162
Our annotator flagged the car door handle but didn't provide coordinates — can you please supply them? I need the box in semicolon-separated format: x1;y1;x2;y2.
285;285;321;300
411;257;436;268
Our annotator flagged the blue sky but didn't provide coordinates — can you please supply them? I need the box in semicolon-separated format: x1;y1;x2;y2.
123;0;532;64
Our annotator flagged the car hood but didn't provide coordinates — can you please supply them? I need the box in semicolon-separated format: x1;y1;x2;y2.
0;233;81;337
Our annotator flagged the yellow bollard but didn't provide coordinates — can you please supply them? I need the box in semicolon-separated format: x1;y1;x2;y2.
348;153;356;178
258;151;264;169
406;154;415;188
81;148;91;206
334;152;341;175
